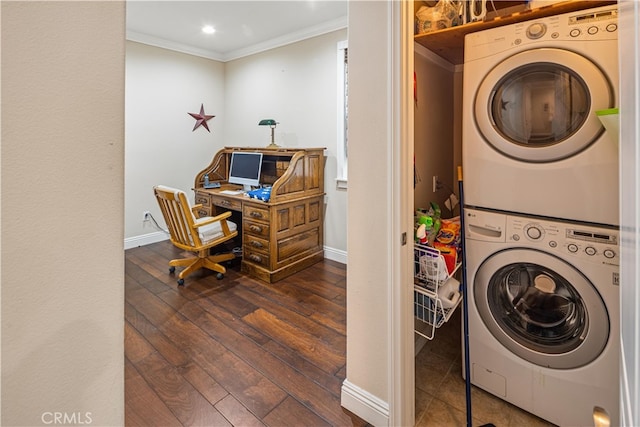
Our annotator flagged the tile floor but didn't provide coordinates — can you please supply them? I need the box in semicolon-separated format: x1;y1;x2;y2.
414;309;557;427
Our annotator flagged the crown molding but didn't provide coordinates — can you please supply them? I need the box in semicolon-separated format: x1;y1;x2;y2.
127;15;347;62
222;15;347;61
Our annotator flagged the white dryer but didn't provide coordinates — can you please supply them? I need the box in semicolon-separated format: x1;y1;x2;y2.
463;207;619;426
462;5;619;226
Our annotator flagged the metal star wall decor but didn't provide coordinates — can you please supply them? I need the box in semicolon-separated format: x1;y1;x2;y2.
188;104;215;132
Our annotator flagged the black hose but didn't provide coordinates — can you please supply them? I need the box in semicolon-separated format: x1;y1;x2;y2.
458;167;495;427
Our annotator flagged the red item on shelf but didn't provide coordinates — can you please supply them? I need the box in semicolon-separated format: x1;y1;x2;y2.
433;242;457;274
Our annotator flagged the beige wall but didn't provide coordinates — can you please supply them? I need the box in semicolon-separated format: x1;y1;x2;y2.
1;2;125;425
413;47;455;212
453;68;463;190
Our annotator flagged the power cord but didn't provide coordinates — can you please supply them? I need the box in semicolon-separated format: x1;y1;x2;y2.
434;180;460;213
436;179;455;196
489;0;498;15
146;212;169;234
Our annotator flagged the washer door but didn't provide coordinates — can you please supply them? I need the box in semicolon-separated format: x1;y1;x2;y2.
474;248;609;369
475;48;614;162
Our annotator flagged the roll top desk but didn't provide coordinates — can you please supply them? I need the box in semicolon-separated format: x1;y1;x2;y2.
193;147;325;283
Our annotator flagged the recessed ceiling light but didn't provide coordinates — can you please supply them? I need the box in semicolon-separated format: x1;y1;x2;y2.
202;25;215;34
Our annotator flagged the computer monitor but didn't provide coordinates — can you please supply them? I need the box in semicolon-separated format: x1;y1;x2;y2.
228;151;263;192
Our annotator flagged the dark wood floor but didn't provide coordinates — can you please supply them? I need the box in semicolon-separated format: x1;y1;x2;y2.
125;240;368;426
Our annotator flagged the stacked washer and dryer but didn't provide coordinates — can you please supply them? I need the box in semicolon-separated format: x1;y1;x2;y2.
461;5;619;427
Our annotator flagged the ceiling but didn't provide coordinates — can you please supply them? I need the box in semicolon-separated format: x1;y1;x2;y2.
126;1;348;62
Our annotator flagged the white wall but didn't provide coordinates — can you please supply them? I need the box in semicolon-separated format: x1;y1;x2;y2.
124;30;348;259
224;29;348;259
125;41;226;245
1;2;125;425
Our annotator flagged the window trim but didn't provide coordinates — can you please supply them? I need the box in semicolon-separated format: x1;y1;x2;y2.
336;40;348;189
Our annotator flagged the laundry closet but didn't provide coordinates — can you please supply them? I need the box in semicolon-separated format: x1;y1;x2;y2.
412;1;619;426
412;0;524;349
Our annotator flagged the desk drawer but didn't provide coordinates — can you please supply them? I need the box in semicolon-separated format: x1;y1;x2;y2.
244;220;270;239
213;196;242;211
243;204;269;222
195;207;212;218
244;249;270;268
194;192;211;206
244;234;269;253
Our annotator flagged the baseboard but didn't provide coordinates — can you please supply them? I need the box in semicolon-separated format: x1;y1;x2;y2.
124;231;168;250
341;379;389;426
124;233;347;264
323;245;347;264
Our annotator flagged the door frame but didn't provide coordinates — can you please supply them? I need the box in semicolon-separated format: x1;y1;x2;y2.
388;0;415;425
392;2;640;425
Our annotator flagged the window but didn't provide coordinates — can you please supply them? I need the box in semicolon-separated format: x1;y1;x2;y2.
336;40;348;189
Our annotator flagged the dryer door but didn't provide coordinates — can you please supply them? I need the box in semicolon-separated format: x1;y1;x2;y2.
475;48;614;162
474;248;609;369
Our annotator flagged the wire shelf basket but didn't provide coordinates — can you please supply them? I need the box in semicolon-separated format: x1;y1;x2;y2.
414;243;462;340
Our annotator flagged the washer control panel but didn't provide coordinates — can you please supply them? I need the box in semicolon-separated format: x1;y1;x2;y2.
507;215;619;265
464;208;619;266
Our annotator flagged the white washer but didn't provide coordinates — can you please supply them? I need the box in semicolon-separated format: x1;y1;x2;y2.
462;5;619;226
463;207;619;426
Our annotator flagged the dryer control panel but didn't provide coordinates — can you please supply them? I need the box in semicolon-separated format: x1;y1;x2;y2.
515;6;617;44
464;5;618;62
566;7;618;39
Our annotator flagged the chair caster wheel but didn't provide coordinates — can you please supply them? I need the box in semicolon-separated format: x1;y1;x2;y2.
216;273;224;280
177;278;184;286
169;266;176;274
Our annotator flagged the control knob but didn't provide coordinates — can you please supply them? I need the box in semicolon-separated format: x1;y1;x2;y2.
524;224;544;240
526;22;547;39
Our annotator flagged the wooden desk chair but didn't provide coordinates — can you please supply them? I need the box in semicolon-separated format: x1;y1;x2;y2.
154;185;238;285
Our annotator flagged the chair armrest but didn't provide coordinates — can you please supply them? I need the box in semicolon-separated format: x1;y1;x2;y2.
193;210;233;228
191;204;203;218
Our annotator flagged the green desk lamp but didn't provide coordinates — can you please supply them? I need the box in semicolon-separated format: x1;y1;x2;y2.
259;119;280;148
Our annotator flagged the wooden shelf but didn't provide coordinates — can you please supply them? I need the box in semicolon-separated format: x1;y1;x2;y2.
414;1;617;65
